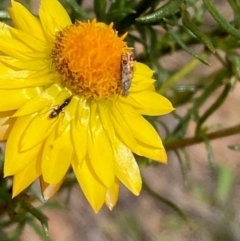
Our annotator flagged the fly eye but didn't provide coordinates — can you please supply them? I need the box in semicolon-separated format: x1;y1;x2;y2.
48;96;72;119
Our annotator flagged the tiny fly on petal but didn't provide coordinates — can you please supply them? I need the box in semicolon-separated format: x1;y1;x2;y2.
49;97;72;118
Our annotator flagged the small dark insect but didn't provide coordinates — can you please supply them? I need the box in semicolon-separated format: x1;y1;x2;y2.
49;96;72;118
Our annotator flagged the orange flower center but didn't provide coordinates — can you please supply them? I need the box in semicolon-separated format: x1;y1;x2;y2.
51;19;131;100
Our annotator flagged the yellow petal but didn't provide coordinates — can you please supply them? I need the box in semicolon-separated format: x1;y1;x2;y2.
0;35;42;59
131;74;155;92
98;100;116;141
0;22;11;37
105;178;119;210
0;75;54;89
137;140;167;163
72;158;106;213
0;111;15;141
9;28;49;55
118;103;163;148
99;104;141;195
0;56;51;71
19;110;58;152
40;176;64;200
97;106;142;195
51;88;72;106
121;91;174;116
0;88;42;111
12;157;41;197
0;61;53;89
42;126;72;184
4;114;42;176
71;98;89;166
9;0;46;41
134;62;154;78
113;138;142;195
110;102;140;155
88;102;115;188
116;103;168;162
39;0;71;42
13;84;62;117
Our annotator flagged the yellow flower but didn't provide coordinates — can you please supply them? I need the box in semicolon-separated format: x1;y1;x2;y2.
0;0;174;212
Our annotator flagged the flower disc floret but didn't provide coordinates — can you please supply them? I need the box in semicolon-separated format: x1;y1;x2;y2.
51;19;129;99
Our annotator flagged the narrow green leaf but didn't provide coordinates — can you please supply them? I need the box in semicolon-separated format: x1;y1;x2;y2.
127;34;148;48
107;8;136;23
108;8;136;16
181;148;191;170
204;138;216;168
28;220;53;241
156;119;171;136
94;0;107;21
174;150;188;182
216;164;235;203
136;0;184;23
64;0;90;20
108;0;125;11
203;0;240;40
168;30;210;65
174;84;205;92
25;203;49;237
0;189;11;201
7;201;27;222
228;144;240;151
228;0;240;22
147;26;158;59
159;56;202;94
230;55;240;79
195;83;231;135
181;7;215;53
40;201;68;211
172;70;227;136
142;180;191;228
5;223;25;241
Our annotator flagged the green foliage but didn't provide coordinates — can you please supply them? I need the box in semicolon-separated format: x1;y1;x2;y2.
0;165;51;240
1;0;240;240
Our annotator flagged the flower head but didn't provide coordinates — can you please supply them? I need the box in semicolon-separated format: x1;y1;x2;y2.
0;0;174;212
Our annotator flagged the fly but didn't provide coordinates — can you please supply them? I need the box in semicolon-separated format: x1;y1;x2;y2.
49;96;72;119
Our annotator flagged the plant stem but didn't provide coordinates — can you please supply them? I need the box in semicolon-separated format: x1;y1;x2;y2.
164;124;240;150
